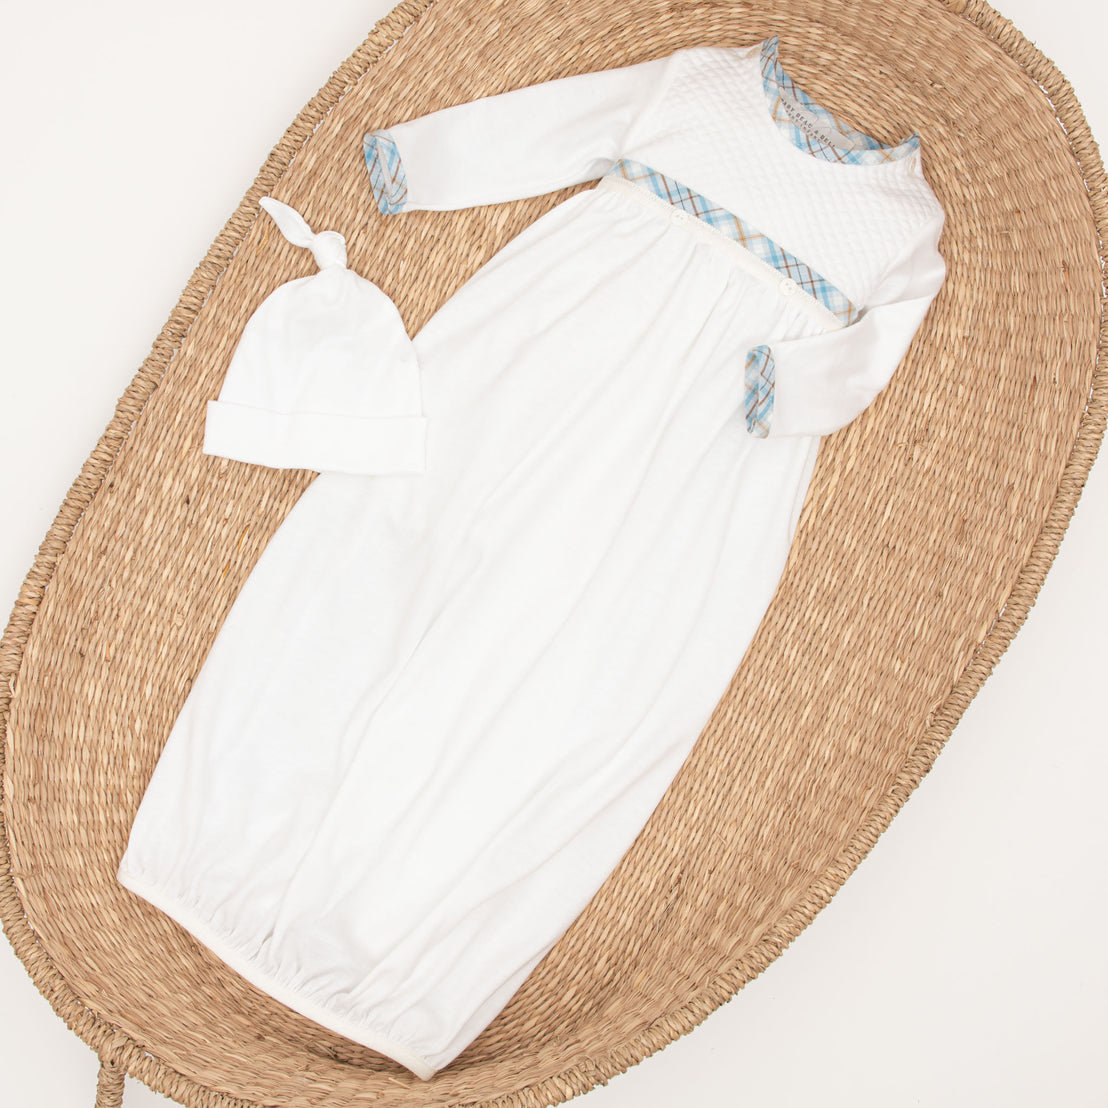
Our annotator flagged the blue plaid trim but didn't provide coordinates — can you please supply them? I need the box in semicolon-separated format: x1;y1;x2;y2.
606;158;860;326
363;130;408;215
744;345;775;437
759;36;919;166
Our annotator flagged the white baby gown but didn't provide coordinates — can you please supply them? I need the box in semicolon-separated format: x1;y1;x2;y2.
117;37;946;1080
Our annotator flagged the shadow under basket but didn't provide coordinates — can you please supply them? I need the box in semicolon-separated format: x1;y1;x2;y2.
2;0;1105;1105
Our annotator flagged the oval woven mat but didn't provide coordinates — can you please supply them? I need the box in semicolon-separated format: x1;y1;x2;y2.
2;0;1105;1106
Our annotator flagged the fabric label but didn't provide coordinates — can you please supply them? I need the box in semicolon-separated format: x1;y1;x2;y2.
779;95;864;151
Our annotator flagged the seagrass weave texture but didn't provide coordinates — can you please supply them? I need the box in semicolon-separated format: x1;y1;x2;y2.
1;0;1105;1106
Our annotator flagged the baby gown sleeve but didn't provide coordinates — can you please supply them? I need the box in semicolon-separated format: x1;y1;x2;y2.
746;210;946;439
363;54;673;212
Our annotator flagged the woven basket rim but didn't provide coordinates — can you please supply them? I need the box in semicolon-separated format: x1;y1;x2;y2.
2;0;1105;1105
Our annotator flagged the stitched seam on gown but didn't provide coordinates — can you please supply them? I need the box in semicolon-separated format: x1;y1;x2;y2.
601;157;858;328
758;36;920;166
598;174;844;333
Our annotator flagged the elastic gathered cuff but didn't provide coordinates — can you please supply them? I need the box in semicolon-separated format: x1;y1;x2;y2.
203;400;427;475
363;130;408;215
116;863;439;1081
744;344;775;438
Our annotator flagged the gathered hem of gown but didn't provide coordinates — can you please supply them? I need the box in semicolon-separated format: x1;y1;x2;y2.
116;863;439;1081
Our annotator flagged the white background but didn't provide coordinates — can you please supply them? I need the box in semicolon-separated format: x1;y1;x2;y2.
1;1;1105;1105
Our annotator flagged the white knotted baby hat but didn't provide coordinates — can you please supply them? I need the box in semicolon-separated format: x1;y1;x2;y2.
202;196;426;475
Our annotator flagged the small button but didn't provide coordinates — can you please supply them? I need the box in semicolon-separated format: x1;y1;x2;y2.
778;277;799;296
670;209;690;226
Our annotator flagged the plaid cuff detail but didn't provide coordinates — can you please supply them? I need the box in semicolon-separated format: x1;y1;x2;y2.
744;345;775;438
363;130;408;215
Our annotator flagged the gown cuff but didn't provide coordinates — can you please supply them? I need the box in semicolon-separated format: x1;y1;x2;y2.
744;344;776;438
363;130;409;214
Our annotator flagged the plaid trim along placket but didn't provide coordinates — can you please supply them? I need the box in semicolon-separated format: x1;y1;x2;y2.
759;36;920;167
744;345;775;438
363;130;408;215
606;157;860;327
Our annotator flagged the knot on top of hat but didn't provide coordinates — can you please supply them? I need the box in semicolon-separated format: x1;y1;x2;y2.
259;195;348;270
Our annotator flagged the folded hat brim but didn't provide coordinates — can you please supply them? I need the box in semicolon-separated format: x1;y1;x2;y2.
203;399;427;475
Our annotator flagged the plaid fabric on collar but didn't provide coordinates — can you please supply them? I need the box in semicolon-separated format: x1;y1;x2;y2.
606;157;860;327
759;36;919;167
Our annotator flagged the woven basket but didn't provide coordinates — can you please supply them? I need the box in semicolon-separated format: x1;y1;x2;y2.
2;0;1105;1105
